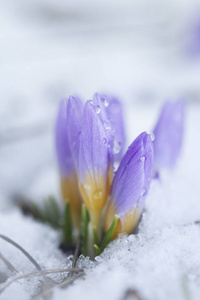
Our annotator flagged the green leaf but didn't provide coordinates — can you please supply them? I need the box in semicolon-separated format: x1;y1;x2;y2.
81;204;90;256
94;244;101;256
40;196;61;228
32;195;61;229
44;198;54;224
62;202;73;244
32;203;46;223
47;196;61;227
100;215;118;253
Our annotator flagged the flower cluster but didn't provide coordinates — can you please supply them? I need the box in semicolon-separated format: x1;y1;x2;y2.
55;94;185;256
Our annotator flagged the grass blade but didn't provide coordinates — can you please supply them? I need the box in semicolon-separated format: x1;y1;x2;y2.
100;215;118;253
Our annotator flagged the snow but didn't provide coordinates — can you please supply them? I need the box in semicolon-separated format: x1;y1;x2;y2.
1;1;200;299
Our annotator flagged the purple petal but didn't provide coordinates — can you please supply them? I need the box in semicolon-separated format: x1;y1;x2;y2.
187;17;200;58
92;93;125;163
78;101;110;184
66;96;84;167
153;100;185;169
55;99;74;176
92;93;114;142
143;133;154;191
110;132;154;218
103;94;125;162
56;97;83;229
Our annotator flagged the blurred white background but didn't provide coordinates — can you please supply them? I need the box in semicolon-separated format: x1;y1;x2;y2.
0;0;200;205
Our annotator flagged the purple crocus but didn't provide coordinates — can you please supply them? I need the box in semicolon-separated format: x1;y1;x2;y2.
153;100;185;170
56;93;154;243
104;132;154;238
55;98;83;229
56;93;125;233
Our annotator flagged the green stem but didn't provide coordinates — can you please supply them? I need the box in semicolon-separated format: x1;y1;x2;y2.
62;203;73;244
87;222;95;259
81;205;89;256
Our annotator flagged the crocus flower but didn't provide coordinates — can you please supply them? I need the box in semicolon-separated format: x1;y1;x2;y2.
104;132;154;238
55;98;83;229
153;100;185;171
56;93;125;234
56;93;154;253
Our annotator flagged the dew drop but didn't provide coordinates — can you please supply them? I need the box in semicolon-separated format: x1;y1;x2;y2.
107;141;111;148
93;190;103;200
95;105;101;114
104;121;111;131
102;137;107;144
114;161;120;172
84;183;91;190
113;139;121;154
101;97;109;107
140;156;145;162
140;187;147;197
150;132;155;141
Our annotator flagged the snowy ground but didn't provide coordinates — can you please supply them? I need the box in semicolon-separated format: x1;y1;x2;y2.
1;1;200;300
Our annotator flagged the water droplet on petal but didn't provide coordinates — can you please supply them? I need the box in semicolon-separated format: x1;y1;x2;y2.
93;190;103;200
114;161;120;172
101;97;109;107
102;137;107;144
84;183;92;191
113;139;121;154
95;105;101;114
150;132;155;141
140;187;147;197
140;156;145;162
104;121;111;131
107;141;111;148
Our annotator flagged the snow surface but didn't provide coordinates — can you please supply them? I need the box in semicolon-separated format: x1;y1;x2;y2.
1;1;200;300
